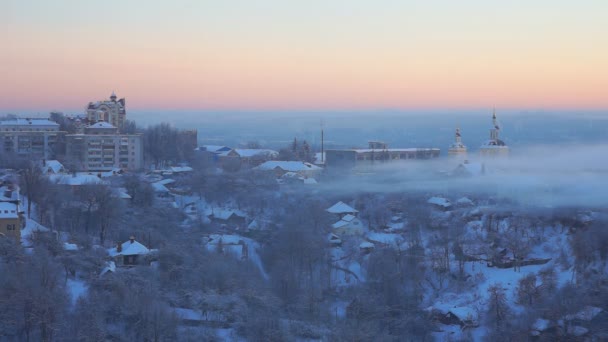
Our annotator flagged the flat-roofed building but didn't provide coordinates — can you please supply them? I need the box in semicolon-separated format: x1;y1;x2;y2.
325;141;440;169
0;118;64;160
65;122;144;172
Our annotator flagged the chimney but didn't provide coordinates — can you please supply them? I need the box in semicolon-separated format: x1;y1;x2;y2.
129;236;135;244
116;242;122;253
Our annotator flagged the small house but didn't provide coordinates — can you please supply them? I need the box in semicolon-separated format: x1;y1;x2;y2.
332;214;364;235
326;201;359;219
207;208;247;229
255;161;322;178
0;202;21;240
427;197;452;210
108;236;151;266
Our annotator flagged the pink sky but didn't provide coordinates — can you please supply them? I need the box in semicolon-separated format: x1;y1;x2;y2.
2;1;607;112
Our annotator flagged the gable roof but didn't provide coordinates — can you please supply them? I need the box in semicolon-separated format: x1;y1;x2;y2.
221;149;279;158
332;215;362;229
206;208;247;221
255;161;322;172
428;197;452;208
108;239;150;257
326;201;358;214
49;174;104;186
88;121;116;129
41;160;65;174
198;145;232;153
0;202;19;218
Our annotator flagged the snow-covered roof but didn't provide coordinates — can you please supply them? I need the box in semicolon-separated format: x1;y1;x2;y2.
222;148;279;158
198;145;231;153
255;161;322;172
430;304;479;322
207;234;242;245
50;174;103;186
174;308;204;322
327;148;440;153
108;239;150;257
332;220;349;229
63;242;78;251
0;202;18;218
0;185;20;202
151;181;170;193
100;261;116;276
455;162;485;176
428;197;452;208
359;241;375;249
303;178;318;185
87;121;116;129
155;178;175;186
116;188;131;199
207;208;247;221
0;118;59;127
326;201;358;214
327;233;341;243
41;160;65;174
341;214;357;222
332;215;361;229
456;197;474;206
170;166;193;173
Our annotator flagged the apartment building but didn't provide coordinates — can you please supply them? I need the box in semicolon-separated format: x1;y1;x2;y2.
65;122;144;172
0;118;64;160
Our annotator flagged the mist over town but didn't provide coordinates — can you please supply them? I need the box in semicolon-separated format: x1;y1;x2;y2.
2;1;608;341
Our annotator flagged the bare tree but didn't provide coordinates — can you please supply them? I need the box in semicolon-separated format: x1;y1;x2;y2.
18;161;44;218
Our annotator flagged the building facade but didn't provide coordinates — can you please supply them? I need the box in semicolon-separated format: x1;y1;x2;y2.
0;118;64;160
65;122;144;172
0;183;22;240
86;92;127;129
325;141;440;169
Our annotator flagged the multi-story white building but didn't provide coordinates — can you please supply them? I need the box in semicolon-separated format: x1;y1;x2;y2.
0;118;63;159
86;92;127;129
65;122;144;172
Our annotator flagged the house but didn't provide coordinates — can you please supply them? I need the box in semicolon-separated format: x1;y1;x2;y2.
197;145;232;154
456;197;474;207
428;197;452;210
255;161;322;178
207;208;247;228
218;148;279;170
427;305;479;328
327;233;342;247
41;159;66;174
359;241;375;253
326;201;359;218
99;261;116;277
108;236;151;266
0;202;21;240
452;160;486;177
205;234;249;259
49;173;104;187
332;214;364;235
325;141;440;170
